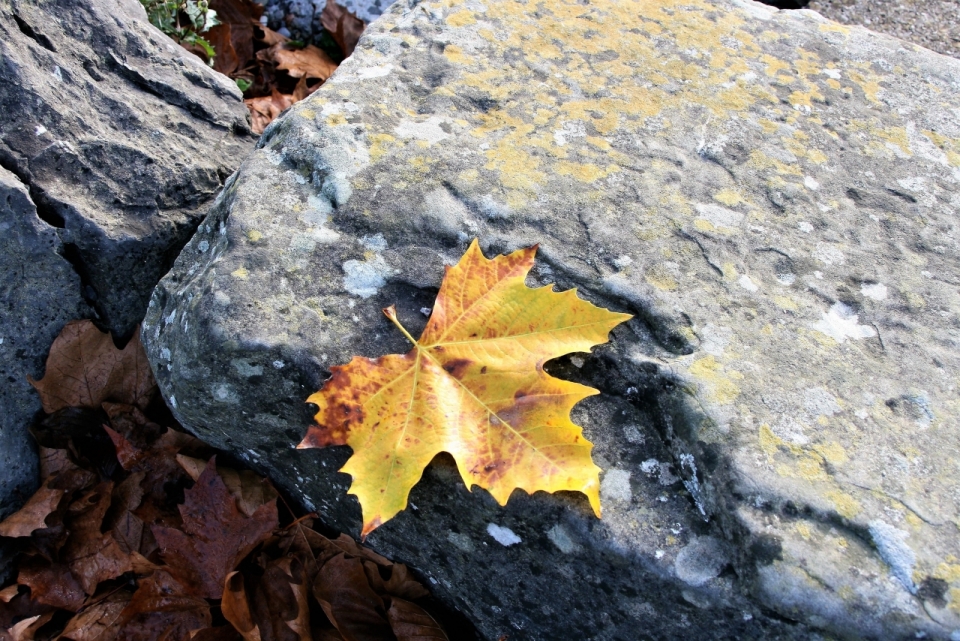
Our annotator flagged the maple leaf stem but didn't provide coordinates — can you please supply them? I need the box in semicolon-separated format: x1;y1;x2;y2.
382;306;419;347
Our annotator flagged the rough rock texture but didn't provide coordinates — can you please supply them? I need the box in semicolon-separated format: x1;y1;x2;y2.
808;0;960;61
145;0;960;638
0;0;256;341
0;167;90;578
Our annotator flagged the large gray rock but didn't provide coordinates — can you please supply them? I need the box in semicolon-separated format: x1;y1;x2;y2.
145;0;960;638
0;167;90;577
0;0;256;340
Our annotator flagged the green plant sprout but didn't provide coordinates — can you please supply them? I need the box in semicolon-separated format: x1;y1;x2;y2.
140;0;221;65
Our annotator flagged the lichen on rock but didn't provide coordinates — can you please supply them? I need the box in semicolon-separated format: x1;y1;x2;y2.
146;0;960;637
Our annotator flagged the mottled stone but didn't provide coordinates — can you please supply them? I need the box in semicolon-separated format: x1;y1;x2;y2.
146;0;960;638
0;0;255;340
0;167;90;580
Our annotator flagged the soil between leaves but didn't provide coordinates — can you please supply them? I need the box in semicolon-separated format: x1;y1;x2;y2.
0;320;455;641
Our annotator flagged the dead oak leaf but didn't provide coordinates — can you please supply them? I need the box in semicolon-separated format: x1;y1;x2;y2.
269;44;338;81
320;0;365;58
152;458;278;599
299;240;631;536
0;482;64;538
28;321;155;414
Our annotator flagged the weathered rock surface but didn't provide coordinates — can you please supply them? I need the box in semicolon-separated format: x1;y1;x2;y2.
0;167;90;578
145;0;960;638
0;0;256;340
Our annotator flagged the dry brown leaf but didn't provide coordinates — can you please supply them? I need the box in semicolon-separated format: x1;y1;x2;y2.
16;559;85;611
386;597;449;641
244;90;294;134
320;0;365;57
176;456;279;517
253;558;311;641
271;44;338;81
38;447;71;482
362;562;428;602
7;612;52;641
58;590;131;640
28;321;155;413
62;481;134;595
313;553;392;641
221;572;261;641
114;570;211;640
152;458;278;599
0;482;64;538
0;586;18;603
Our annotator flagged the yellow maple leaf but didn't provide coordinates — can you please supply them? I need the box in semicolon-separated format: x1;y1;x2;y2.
299;240;631;536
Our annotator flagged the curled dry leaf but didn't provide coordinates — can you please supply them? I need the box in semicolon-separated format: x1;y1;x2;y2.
386;597;449;641
115;570;211;640
0;482;64;538
320;0;366;58
152;458;278;599
221;572;261;641
313;553;392;641
16;559;85;611
244;90;295;134
7;612;53;641
176;455;279;517
28;321;154;413
270;44;338;81
300;240;631;535
58;590;132;641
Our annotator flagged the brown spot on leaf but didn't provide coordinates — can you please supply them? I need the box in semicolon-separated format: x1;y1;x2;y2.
442;358;473;379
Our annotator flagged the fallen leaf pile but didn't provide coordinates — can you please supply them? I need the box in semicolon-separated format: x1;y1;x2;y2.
186;0;365;133
1;321;450;640
300;240;632;536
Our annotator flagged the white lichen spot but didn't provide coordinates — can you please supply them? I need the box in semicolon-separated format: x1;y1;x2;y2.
804;387;842;417
570;355;585;368
868;520;917;594
486;523;521;546
232;359;264;378
420;307;432;316
674;537;729;586
160;348;171;361
861;282;888;301
272;360;285;369
213;383;238;404
823;68;842;80
776;273;796;286
214;291;231;307
812;243;845;266
623;424;644;444
342;255;392;298
553;120;586;146
35;125;47;136
640;459;680;486
738;275;759;292
360;233;388;251
797;221;814;233
198;240;209;253
803;176;820;191
52;66;63;81
546;524;580;554
600;469;632;503
694;203;744;230
812;302;876;344
447;531;475;553
613;255;633;270
357;63;394;79
394;115;451;145
701;323;732;357
169;395;176;408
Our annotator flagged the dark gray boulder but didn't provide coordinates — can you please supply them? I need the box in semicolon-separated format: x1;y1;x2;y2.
0;0;256;340
0;167;90;578
144;0;960;638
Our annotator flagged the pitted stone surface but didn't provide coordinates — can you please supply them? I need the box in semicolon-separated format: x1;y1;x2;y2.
0;0;255;340
146;0;960;638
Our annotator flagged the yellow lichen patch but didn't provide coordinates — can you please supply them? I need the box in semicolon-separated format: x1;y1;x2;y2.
689;355;742;405
759;424;782;457
806;148;828;164
748;150;802;176
484;142;544;192
826;78;841;90
819;22;851;35
442;44;471;66
231;267;249;279
246;230;263;242
713;189;744;206
795;455;828;480
326;113;348;127
825;489;861;519
934;562;960;583
368;133;397;163
795;522;813;540
812;441;848;465
788;89;824;109
694;219;718;234
644;265;678;291
847;70;881;103
446;10;476;27
409;155;438;173
773;295;798;311
876;126;912;157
